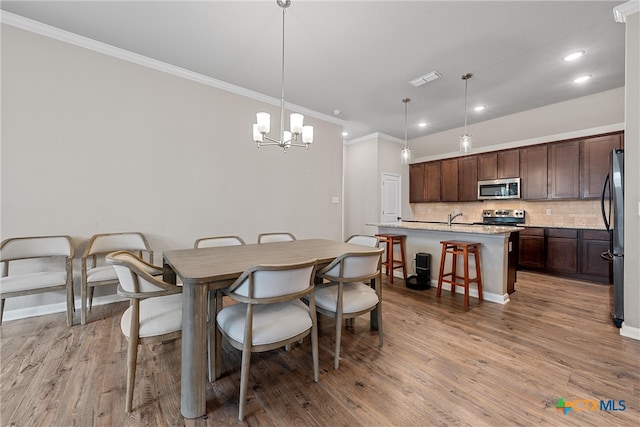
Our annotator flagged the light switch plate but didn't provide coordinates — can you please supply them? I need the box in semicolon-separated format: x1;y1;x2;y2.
331;196;340;204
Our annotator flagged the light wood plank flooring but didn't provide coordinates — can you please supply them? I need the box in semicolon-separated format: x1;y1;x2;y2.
1;271;639;426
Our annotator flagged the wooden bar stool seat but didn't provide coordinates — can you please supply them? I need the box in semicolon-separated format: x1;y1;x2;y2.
436;241;483;306
375;234;407;284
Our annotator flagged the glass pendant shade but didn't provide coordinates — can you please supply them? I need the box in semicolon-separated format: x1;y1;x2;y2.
460;133;472;154
401;147;412;165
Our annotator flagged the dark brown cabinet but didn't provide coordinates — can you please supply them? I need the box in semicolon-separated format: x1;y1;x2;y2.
458;156;478;201
546;228;578;273
409;163;425;203
520;145;548;200
518;227;611;283
518;228;545;269
580;230;611;280
440;159;458;202
498;150;520;178
424;161;441;202
581;134;623;199
477;149;520;181
548;140;580;199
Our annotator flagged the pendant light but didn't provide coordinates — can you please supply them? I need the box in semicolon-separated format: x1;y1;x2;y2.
401;98;411;164
252;0;314;152
460;73;473;154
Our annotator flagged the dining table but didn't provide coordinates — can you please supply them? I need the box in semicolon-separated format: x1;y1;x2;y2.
162;238;382;419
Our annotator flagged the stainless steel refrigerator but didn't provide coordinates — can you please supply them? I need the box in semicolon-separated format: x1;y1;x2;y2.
601;149;624;328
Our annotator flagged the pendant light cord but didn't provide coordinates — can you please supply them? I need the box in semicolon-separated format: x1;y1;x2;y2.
280;6;286;141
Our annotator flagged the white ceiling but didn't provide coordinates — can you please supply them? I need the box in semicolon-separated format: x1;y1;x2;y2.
1;1;627;146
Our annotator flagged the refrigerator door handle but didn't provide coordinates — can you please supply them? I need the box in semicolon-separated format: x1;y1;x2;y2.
600;173;611;231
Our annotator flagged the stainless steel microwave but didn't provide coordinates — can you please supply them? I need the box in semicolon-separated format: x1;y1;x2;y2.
477;178;521;200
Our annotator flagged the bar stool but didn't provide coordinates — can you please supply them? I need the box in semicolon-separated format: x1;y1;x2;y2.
375;233;407;284
436;241;483;306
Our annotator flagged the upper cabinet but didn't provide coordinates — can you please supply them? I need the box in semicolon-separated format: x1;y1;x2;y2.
424;161;442;202
548;140;580;199
458;156;478;201
581;134;623;199
520;145;548;200
440;159;459;202
477;150;519;180
409;163;425;203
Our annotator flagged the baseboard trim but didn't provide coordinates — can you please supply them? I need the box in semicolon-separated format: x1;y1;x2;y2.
1;294;126;323
620;323;640;340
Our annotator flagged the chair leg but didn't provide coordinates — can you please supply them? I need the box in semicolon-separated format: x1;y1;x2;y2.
475;249;484;302
238;344;252;421
311;317;319;383
125;335;139;413
66;282;74;327
88;287;95;310
436;243;447;298
207;289;215;382
377;302;383;347
334;310;343;369
0;298;4;325
463;247;470;306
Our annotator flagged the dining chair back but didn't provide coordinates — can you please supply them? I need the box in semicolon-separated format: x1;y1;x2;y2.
106;250;182;413
194;235;246;248
257;232;296;244
314;248;384;369
217;258;318;420
81;232;153;324
0;235;75;326
345;234;380;248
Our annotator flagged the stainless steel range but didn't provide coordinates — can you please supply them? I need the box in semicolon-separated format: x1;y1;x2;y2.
479;209;525;226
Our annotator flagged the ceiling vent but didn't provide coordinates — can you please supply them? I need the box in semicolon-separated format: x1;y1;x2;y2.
409;71;442;87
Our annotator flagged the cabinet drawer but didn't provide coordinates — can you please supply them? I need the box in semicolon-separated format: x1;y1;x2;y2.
548;229;577;239
583;230;610;241
519;228;544;237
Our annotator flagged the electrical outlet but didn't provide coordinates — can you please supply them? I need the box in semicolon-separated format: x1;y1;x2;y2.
546;208;552;215
331;196;340;204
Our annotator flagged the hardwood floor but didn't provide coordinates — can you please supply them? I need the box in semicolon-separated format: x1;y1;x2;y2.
1;271;638;426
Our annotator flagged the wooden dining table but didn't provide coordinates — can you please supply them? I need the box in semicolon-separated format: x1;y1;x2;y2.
162;238;381;419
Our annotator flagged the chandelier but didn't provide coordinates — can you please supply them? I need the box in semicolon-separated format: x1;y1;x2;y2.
460;73;473;154
401;98;411;165
252;0;313;152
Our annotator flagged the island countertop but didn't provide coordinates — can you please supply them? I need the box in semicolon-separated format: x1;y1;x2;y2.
368;221;520;235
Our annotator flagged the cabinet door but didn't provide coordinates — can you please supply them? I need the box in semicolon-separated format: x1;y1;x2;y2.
519;229;545;269
477;153;498;180
441;159;459;202
546;229;578;273
580;230;612;281
498;150;520;178
549;140;580;199
458;156;478;201
424;161;441;202
520;145;548;199
409;163;425;203
581;134;622;199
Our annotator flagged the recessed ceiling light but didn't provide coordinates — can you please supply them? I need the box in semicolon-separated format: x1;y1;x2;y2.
474;105;486;112
342;131;349;137
573;74;591;84
418;122;428;128
563;50;585;61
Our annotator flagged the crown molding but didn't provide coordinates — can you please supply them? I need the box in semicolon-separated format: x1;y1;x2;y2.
613;1;640;23
0;11;344;126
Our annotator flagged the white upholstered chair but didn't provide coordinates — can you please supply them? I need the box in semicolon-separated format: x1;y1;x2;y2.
345;234;380;248
194;235;246;248
217;259;318;420
105;250;182;413
257;232;296;244
314;248;384;369
0;235;75;327
81;232;153;325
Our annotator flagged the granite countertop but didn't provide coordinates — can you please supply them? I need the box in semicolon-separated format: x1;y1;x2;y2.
517;223;607;231
372;221;520;235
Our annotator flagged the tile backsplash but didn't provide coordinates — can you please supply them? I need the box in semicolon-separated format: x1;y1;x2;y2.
410;199;606;229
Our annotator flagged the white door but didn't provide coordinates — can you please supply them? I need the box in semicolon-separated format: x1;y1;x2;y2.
381;173;401;223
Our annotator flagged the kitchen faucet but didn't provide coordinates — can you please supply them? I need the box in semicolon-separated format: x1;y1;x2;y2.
448;212;463;226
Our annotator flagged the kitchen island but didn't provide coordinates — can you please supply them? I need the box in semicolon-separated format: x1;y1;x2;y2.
371;221;520;304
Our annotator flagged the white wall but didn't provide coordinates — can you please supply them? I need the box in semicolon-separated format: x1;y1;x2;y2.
1;24;343;316
344;136;378;238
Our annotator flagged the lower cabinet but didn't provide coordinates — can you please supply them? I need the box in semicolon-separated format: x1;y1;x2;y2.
518;227;611;283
